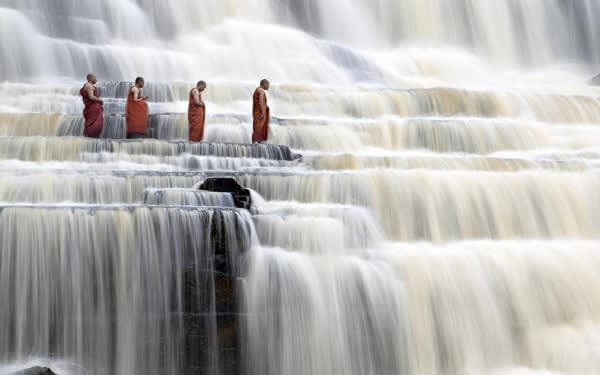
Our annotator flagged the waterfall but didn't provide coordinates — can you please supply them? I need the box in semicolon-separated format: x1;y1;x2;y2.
144;188;237;207
1;0;600;82
246;241;600;375
1;0;600;374
0;137;297;162
0;206;255;375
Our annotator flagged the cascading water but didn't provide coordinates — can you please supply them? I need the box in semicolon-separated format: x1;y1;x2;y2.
0;206;255;375
1;0;600;374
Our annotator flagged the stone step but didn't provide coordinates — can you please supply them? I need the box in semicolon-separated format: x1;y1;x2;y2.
3;82;599;124
0;136;300;162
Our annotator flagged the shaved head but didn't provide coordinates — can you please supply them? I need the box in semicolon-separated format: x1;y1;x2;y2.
86;73;97;84
135;76;145;88
260;79;270;90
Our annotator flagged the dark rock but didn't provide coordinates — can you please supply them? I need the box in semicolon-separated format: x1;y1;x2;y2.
589;74;600;85
199;178;252;210
13;367;57;375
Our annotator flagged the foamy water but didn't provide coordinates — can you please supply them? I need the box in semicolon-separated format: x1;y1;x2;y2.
1;1;600;374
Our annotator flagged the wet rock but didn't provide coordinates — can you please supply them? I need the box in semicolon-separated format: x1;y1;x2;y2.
13;367;57;375
199;177;252;210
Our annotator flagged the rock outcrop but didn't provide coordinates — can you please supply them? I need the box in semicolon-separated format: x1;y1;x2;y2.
200;177;253;210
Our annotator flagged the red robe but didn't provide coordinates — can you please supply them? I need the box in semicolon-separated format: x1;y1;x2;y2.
80;84;103;138
252;88;269;143
126;86;149;137
188;89;205;142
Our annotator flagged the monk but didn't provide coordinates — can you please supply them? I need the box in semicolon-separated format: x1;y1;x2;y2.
252;79;270;143
80;73;104;137
126;76;149;138
188;81;206;142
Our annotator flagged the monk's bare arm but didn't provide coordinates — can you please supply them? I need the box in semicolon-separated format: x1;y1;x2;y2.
132;87;147;102
85;84;103;104
192;89;203;106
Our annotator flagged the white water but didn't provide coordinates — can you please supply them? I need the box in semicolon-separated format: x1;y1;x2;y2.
0;206;255;375
1;1;600;375
1;0;600;82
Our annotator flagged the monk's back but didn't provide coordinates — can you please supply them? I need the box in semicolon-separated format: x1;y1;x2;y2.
80;83;95;107
188;89;201;114
126;86;148;137
252;85;270;143
188;88;205;142
80;82;103;138
253;88;266;115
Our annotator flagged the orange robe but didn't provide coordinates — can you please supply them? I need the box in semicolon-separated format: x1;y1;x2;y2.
80;85;103;138
126;86;149;137
252;88;269;143
188;89;205;142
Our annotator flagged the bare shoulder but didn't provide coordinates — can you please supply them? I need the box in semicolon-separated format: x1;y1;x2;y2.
131;86;139;93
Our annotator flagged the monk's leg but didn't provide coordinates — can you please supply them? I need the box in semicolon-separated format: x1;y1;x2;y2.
83;109;103;138
252;119;259;143
263;109;270;142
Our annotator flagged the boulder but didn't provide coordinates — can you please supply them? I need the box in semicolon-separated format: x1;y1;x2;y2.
199;178;252;210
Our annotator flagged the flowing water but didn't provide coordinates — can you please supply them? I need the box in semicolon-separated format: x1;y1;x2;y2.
1;1;600;375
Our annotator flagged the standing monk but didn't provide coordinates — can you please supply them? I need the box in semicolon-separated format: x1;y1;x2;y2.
126;77;149;138
252;79;270;143
80;73;104;138
188;81;206;142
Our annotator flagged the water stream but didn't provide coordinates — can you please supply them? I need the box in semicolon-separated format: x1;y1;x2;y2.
1;1;600;374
